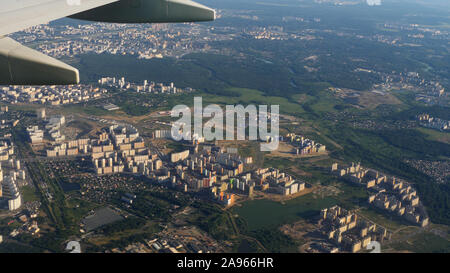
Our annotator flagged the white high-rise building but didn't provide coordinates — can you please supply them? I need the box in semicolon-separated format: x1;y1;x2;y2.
2;175;22;211
37;108;46;119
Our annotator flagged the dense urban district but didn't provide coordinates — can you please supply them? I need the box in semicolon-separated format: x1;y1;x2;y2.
0;0;449;253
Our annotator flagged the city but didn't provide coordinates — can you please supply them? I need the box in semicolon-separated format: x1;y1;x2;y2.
0;0;448;260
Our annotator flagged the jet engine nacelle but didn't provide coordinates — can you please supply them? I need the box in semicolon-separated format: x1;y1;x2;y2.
70;0;215;23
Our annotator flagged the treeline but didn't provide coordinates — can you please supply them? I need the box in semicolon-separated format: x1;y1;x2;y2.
386;105;450;121
131;196;171;221
249;228;297;253
191;201;237;241
379;129;450;158
145;190;191;207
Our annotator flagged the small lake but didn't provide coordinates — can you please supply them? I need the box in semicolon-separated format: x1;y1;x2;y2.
233;195;338;231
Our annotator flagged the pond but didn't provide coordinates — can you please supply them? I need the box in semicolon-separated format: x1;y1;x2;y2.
233;194;338;231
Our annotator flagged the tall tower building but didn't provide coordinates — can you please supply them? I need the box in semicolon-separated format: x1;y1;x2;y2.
37;108;46;119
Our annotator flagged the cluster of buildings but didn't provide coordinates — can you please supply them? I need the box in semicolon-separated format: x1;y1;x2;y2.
381;22;449;37
27;22;221;60
0;106;12;132
10;13;319;66
249;28;289;41
9;208;41;238
170;148;305;205
27;112;67;144
0;140;14;162
169;146;251;206
0;85;107;105
145;228;223;253
0;141;24;211
10;210;41;237
46;124;157;176
414;81;446;105
98;77;194;94
46;123;284;207
285;133;326;155
331;162;429;227
332;162;382;189
37;124;183;181
41;123;243;206
27;126;45;144
77;173;150;204
148;140;305;205
368;179;429;227
110;225;224;253
373;71;446;105
45;115;67;142
254;168;306;196
318;206;390;253
145;237;198;253
405;159;450;184
91;125;156;176
244;25;317;41
46;138;90;157
417;114;449;131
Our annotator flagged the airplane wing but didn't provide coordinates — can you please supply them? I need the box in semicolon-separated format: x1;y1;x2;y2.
0;0;120;85
0;0;215;85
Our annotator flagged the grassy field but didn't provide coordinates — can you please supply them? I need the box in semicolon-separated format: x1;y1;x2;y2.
21;185;41;203
416;127;450;145
200;87;306;116
262;156;297;170
165;87;306;116
389;232;450;253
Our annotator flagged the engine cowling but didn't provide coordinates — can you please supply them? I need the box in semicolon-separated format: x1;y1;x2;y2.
69;0;215;23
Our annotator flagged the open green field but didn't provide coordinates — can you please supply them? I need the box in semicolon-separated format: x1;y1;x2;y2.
416;127;450;145
200;88;306;116
389;232;450;253
21;185;41;203
262;156;297;170
160;87;307;116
